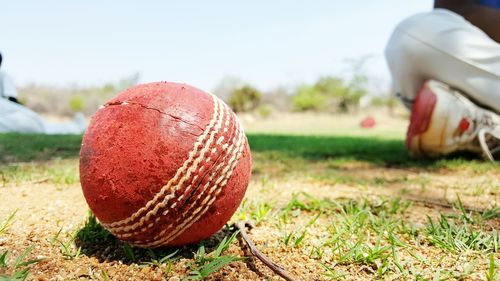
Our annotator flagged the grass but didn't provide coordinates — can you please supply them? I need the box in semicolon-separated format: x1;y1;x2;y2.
73;211;240;279
248;134;413;166
0;211;41;281
184;231;241;280
426;214;499;253
424;199;500;254
234;198;274;223
0;123;498;280
0;133;412;164
487;254;497;281
245;192;499;279
0;133;81;164
1;132;493;168
0;246;42;281
0;160;79;187
0;211;16;236
76;211;113;245
51;229;82;260
140;250;179;276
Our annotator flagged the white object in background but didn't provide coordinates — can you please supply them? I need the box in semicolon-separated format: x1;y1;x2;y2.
0;98;86;134
0;70;18;99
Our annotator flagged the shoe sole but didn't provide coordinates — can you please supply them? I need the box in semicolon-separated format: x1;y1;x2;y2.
406;81;438;156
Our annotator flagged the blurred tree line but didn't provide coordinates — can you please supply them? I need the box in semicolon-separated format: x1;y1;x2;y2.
213;56;400;117
16;57;400;118
291;75;367;113
18;73;140;117
212;73;398;118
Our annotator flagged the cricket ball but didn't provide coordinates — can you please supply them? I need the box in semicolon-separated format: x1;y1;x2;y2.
79;82;252;248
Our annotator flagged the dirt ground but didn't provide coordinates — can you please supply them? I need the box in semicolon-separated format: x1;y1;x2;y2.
0;112;498;280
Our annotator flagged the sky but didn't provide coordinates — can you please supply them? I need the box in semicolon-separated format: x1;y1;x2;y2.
0;1;433;93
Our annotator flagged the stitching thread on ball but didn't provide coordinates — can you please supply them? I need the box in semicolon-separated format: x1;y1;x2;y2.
115;100;236;239
102;95;223;231
134;117;246;247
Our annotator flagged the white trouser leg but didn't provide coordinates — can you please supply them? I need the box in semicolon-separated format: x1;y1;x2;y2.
0;98;46;133
385;9;500;113
0;99;85;134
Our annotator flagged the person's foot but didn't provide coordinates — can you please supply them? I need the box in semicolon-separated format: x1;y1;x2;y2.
406;80;500;161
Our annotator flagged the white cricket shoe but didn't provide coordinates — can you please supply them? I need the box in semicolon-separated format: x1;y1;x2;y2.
406;80;500;161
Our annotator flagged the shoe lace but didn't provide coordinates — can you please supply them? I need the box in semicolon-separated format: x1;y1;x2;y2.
477;114;500;161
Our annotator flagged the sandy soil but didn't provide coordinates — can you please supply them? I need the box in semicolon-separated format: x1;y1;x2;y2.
0;161;498;280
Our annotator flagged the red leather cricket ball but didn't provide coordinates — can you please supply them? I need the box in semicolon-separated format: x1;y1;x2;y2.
79;82;252;248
